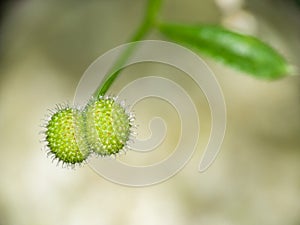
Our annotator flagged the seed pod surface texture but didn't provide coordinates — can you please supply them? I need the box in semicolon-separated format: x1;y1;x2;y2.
46;107;89;165
84;97;131;156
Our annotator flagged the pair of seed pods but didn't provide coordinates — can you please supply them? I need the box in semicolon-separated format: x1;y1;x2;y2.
44;96;133;167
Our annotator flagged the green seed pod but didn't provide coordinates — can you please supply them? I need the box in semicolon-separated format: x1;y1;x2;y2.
45;106;90;166
84;96;133;156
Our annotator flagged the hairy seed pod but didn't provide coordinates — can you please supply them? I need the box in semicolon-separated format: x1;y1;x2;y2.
84;97;132;156
45;107;90;166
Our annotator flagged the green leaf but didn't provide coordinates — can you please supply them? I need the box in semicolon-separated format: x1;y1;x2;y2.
158;23;292;79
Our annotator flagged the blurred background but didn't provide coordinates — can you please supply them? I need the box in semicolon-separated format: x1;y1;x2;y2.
0;0;300;224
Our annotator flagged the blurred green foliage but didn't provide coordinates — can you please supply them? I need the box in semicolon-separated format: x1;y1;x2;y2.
158;23;291;79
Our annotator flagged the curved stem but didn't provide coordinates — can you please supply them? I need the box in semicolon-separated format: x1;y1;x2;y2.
94;0;163;98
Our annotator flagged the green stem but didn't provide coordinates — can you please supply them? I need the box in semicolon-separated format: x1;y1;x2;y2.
94;0;162;98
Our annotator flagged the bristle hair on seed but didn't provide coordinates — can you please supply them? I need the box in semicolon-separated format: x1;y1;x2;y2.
84;95;135;157
41;104;90;168
41;95;136;168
